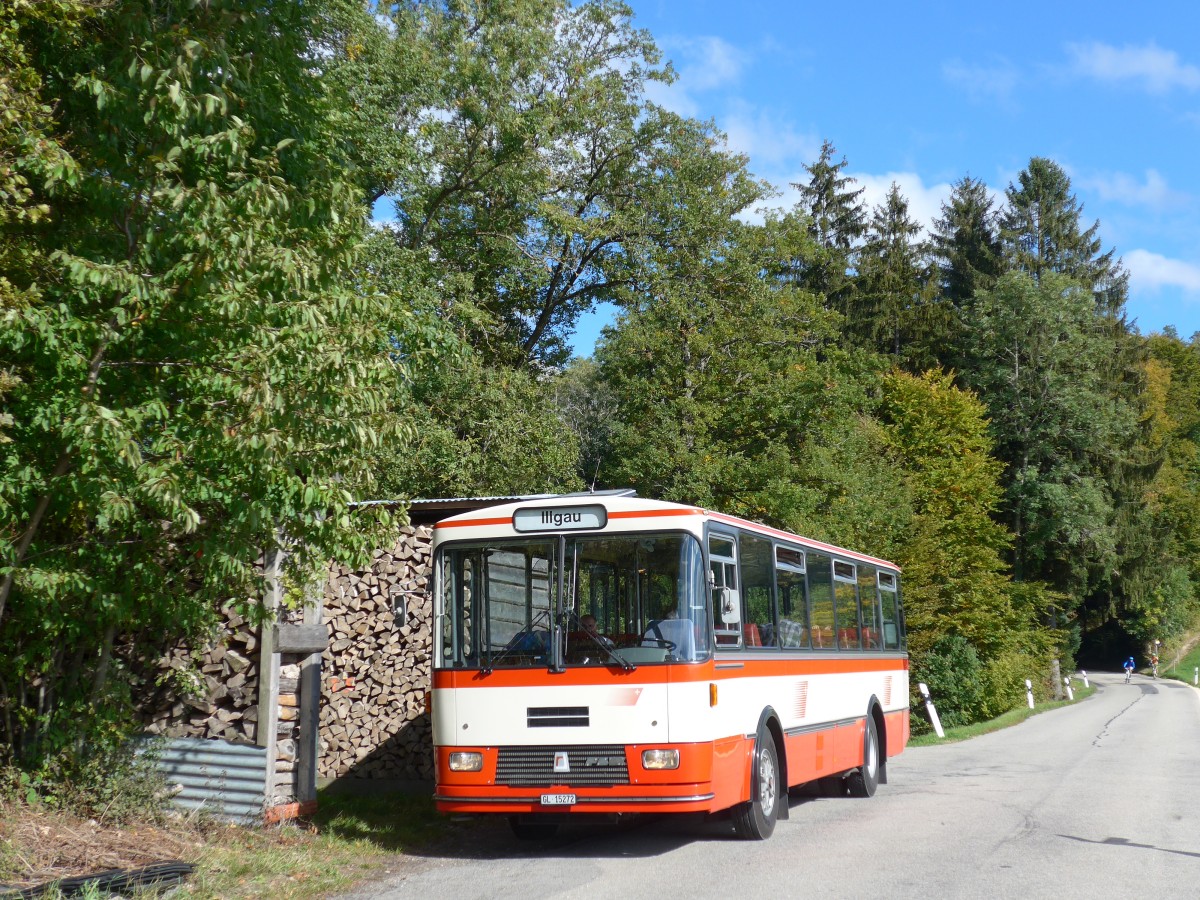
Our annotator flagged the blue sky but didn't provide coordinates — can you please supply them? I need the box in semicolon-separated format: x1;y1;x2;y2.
571;1;1200;356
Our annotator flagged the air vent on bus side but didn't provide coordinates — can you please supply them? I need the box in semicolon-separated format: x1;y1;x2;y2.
527;706;589;728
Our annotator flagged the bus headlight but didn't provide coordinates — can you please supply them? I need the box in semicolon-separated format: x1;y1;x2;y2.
641;749;680;770
448;751;484;772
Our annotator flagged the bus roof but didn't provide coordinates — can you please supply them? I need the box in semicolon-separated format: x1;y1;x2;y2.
431;494;900;573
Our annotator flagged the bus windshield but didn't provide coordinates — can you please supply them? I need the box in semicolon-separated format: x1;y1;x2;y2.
437;532;709;670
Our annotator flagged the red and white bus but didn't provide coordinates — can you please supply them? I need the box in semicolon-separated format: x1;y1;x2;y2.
430;493;909;839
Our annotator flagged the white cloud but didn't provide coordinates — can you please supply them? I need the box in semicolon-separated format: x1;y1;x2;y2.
1067;41;1200;93
942;58;1019;103
852;172;955;233
1126;250;1200;293
1077;169;1183;210
744;170;957;235
721;104;820;171
644;36;746;117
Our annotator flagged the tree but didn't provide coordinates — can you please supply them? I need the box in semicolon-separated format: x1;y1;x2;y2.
850;183;945;368
598;192;908;555
0;0;439;766
1000;157;1128;315
787;140;866;315
347;0;676;369
369;354;584;499
879;370;1055;720
959;271;1138;641
930;175;1004;308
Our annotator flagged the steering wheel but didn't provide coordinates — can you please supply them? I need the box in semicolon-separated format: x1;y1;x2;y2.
641;637;676;652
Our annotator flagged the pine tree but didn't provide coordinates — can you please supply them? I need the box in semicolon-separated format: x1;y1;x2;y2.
788;140;866;314
851;183;944;367
1000;157;1128;314
930;175;1004;308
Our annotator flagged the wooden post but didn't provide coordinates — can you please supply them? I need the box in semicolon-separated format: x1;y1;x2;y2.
258;547;283;807
296;576;324;804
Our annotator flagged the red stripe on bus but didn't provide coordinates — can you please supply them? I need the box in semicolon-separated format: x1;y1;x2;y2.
434;516;513;529
608;508;704;519
707;512;900;571
432;655;908;689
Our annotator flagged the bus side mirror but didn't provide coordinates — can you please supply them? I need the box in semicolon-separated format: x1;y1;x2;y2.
715;587;741;625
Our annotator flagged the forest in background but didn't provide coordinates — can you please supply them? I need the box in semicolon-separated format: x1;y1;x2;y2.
4;0;1200;770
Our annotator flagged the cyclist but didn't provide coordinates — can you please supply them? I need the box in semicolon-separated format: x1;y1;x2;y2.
1151;653;1159;678
1123;656;1136;683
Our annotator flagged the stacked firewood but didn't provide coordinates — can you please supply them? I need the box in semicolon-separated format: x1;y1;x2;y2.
318;525;434;782
142;606;261;743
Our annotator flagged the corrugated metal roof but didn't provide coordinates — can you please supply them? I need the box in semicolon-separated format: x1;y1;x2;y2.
150;737;268;823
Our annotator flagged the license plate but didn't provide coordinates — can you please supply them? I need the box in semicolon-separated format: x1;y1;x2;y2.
540;793;576;806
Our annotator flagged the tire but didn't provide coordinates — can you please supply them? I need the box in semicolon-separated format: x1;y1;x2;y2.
846;714;880;798
732;726;780;840
509;815;559;840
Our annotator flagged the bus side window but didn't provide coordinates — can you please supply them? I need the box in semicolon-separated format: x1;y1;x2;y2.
833;560;860;650
738;532;775;648
878;570;901;649
709;533;741;647
775;545;808;649
807;552;834;649
858;564;881;649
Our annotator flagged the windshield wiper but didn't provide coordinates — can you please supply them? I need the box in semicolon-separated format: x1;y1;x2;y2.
482;609;553;675
566;611;637;672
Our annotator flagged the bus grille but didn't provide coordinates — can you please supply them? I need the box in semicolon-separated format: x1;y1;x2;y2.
495;745;629;786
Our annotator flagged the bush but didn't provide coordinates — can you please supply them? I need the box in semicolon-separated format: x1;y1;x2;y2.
977;651;1035;719
1;740;170;824
912;636;986;728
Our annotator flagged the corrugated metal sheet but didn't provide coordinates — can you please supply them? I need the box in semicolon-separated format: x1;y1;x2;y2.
150;737;268;822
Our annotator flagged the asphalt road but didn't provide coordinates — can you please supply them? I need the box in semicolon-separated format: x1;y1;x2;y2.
339;673;1200;900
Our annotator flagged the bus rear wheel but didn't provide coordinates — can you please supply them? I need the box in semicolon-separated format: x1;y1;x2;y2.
846;714;880;798
733;726;779;840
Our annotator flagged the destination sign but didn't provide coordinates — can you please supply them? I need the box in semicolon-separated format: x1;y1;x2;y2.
513;504;608;533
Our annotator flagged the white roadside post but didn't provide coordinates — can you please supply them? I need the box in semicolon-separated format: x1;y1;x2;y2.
917;682;945;738
1026;679;1035;709
1080;670;1089;688
1194;667;1197;686
1063;677;1074;701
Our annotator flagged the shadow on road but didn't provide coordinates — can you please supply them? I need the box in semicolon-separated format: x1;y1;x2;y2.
401;790;830;861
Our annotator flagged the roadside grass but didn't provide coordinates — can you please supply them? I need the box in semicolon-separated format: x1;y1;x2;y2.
909;683;1097;747
1;788;452;900
168;790;452;900
1163;642;1200;685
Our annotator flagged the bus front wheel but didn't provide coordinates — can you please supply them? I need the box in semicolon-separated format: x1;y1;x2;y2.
846;714;880;798
733;726;779;840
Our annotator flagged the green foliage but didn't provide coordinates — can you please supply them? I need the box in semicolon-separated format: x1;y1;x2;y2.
349;0;676;368
912;636;985;729
369;354;584;499
597;197;900;538
1000;157;1128;313
930;175;1004;309
851;184;946;369
0;0;440;767
786;139;866;313
961;271;1135;611
0;737;166;823
880;371;1056;721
